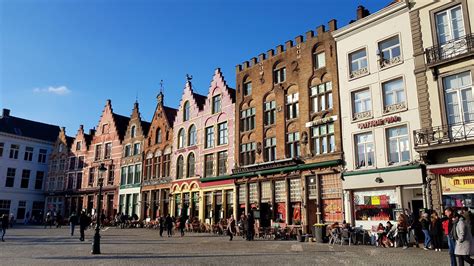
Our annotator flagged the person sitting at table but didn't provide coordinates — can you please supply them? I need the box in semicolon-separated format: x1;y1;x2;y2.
385;221;396;247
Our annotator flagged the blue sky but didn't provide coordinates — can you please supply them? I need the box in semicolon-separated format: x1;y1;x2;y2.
1;0;391;136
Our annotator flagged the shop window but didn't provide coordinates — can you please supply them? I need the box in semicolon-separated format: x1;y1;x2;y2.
261;182;271;203
249;183;258;204
238;185;246;206
354;190;397;222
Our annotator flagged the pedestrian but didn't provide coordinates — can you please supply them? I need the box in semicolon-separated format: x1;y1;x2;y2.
227;215;235;241
444;207;458;266
159;216;164;237
420;212;432;250
69;211;78;236
246;212;255;241
56;213;63;228
241;214;248;239
179;215;186;237
397;214;409;249
165;214;173;237
79;211;90;241
100;211;106;228
44;211;52;229
452;213;474;266
120;213;126;229
461;207;474;236
1;214;9;242
431;211;443;252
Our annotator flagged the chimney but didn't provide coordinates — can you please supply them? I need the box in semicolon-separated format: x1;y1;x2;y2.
357;5;370;20
89;128;96;136
2;109;10;117
61;126;66;132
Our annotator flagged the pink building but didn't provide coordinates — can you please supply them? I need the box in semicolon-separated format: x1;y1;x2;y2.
170;69;236;224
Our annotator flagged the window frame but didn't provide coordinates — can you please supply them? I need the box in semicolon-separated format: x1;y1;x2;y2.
386;125;411;165
286;132;300;158
205;126;215;148
217;122;228;145
212;95;222;114
286;93;299;120
348;48;369;79
354;131;376;169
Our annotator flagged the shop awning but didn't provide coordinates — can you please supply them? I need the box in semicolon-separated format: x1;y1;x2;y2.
232;159;342;179
343;163;422;177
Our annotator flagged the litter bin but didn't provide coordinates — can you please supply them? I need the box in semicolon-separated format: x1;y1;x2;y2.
313;224;327;243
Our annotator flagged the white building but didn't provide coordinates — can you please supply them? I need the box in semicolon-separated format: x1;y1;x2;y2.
333;2;425;228
0;109;59;223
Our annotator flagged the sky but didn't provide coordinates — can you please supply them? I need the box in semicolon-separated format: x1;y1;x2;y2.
1;0;391;136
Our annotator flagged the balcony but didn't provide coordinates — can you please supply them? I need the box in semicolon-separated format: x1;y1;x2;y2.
425;34;474;66
414;122;474;149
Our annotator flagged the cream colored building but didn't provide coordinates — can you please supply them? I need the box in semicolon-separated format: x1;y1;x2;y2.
334;2;425;228
410;0;474;213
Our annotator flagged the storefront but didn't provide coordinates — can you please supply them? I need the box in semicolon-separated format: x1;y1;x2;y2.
200;176;235;225
170;179;200;219
343;164;425;229
429;164;474;212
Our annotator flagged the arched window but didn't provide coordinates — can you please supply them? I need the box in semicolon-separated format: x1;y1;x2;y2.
178;128;185;149
187;153;195;177
130;125;136;138
176;155;184;179
183;101;190;121
188;125;196;146
156;128;162;144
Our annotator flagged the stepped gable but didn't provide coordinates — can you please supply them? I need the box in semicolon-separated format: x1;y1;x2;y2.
192;92;207;110
0;108;60;142
163;106;178;127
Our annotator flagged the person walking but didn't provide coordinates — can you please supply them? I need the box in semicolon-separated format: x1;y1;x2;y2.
44;211;52;229
56;213;63;228
159;216;164;237
69;211;78;236
421;212;432;250
179;215;186;237
431;211;443;252
1;214;9;242
246;212;255;241
453;213;474;266
397;214;409;249
79;211;89;241
227;215;235;241
165;214;173;237
444;207;458;266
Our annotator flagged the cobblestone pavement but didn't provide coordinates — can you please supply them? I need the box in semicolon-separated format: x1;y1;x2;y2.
0;225;450;265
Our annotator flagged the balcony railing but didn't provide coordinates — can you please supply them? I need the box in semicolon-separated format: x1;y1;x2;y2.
425;34;474;65
414;122;474;147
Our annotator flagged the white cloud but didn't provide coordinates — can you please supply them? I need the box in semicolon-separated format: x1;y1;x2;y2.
33;86;71;95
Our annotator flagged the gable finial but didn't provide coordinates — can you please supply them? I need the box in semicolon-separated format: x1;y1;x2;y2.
160;79;164;94
186;74;193;82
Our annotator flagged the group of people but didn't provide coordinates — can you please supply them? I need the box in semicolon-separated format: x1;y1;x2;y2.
372;213;410;249
443;207;474;266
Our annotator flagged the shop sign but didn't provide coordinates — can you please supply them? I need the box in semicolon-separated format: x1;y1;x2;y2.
305;115;338;127
441;175;474;193
429;165;474;175
357;116;401;129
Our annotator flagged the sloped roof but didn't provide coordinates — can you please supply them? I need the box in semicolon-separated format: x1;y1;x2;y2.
66;136;75;148
163;106;178;127
0;109;60;142
193;93;207;110
228;87;236;103
141;120;151;136
83;133;93;146
112;113;131;140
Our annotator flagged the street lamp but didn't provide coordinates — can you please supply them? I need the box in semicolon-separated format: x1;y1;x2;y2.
92;163;107;255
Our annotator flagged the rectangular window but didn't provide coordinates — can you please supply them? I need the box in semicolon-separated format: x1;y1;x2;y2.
38;149;47;163
204;154;214;177
121;166;127;185
24;147;34;161
217;122;228;145
311;82;333;113
387;126;410;164
104;143;112;159
0;200;11;216
355;132;375;168
205;126;214;148
88;167;95;186
436;5;465;45
145;158;151;180
133;143;140;155
287;132;300;158
134;164;141;184
274;67;286;84
48;177;56;191
383;78;406;113
352;89;372;120
240;107;256;132
264;137;276;162
212;95;221;114
95;144;102;161
155;156;161;178
349;48;368;78
108;165;115;185
311;123;335;155
6;168;15;187
243;81;252;96
21;169;30;188
124;145;131;157
59;159;65;170
67;173;75;190
217;151;227;176
9;144;19;159
264;101;276;126
35;171;44;190
76;141;82;151
162;154;170;177
127;165;134;185
444;71;473;124
78;156;84;169
0;143;3;157
286;93;299;119
314;52;326;69
240;142;256;166
69;157;76;170
76;173;82;189
378;35;401;67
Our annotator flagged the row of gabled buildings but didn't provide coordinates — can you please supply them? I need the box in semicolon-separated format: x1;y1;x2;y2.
1;0;473;232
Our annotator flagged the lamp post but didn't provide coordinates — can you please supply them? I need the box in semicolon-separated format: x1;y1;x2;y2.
92;163;107;255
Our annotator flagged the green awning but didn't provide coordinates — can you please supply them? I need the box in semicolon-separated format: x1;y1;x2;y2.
232;159;342;179
343;164;422;177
